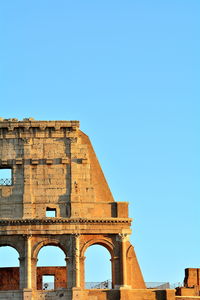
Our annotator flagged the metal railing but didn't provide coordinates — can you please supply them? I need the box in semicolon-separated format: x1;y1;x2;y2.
170;282;183;289
0;281;182;291
85;280;112;289
146;282;170;289
0;178;12;186
86;281;170;290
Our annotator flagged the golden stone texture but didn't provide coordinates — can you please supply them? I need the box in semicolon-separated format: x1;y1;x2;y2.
0;119;198;300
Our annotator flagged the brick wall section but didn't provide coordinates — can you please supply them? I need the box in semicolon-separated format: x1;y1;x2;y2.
0;267;19;290
37;266;67;290
0;267;67;290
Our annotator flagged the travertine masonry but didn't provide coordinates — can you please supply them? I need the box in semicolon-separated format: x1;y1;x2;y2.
0;118;199;300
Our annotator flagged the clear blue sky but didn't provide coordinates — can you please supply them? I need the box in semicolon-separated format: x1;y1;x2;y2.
0;0;199;285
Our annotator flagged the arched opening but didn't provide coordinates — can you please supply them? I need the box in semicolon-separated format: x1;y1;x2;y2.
0;246;20;290
85;244;112;289
37;245;67;290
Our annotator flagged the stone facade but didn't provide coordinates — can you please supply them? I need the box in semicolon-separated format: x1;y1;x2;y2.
0;118;199;300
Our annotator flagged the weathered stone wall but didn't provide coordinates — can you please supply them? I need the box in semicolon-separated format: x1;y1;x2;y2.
0;289;199;300
184;268;200;287
0;119;198;300
0;120;128;219
32;290;70;300
0;290;22;300
176;287;200;297
0;138;24;218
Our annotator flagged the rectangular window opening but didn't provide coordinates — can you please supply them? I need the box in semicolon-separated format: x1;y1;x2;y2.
42;275;55;290
0;168;12;186
46;208;56;218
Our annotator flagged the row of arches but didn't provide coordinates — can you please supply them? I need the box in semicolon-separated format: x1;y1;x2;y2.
0;244;111;290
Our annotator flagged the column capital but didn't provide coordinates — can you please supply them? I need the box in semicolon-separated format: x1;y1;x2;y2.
110;256;119;262
65;256;73;262
73;233;81;238
19;256;37;263
117;233;130;242
19;256;25;262
23;234;32;241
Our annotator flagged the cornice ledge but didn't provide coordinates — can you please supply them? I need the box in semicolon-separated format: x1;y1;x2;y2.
0;217;132;225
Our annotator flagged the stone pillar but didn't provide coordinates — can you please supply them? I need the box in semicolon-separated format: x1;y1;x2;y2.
66;255;73;288
23;138;33;218
27;235;32;289
67;234;81;289
121;234;127;286
20;235;32;289
110;256;119;289
118;233;130;289
19;256;25;289
31;257;38;290
74;234;81;289
66;234;76;289
79;256;86;289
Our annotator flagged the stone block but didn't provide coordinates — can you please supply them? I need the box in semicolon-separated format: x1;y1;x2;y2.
31;159;39;165
61;158;69;164
15;158;23;165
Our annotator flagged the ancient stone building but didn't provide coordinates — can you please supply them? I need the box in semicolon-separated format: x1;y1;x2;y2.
0;118;199;300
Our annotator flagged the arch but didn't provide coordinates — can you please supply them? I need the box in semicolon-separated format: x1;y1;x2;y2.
0;242;21;257
0;245;20;290
0;245;20;266
126;244;135;258
32;238;68;260
37;245;66;267
34;241;67;290
84;244;112;289
80;238;114;289
80;238;114;258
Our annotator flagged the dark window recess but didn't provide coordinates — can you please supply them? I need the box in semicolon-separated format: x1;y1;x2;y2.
0;168;12;186
46;208;56;217
42;275;55;290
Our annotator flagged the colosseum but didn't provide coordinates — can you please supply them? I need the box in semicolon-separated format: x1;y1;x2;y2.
0;118;199;300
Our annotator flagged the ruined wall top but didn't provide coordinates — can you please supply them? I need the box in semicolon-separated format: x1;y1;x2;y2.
0;118;79;126
0;118;79;138
0;118;129;220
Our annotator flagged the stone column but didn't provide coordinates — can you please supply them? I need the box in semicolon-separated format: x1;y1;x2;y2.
79;256;86;289
31;257;38;290
118;233;130;288
74;234;81;289
65;256;73;288
27;235;32;289
20;235;32;289
23;138;33;218
66;234;81;289
19;256;25;289
110;256;119;288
